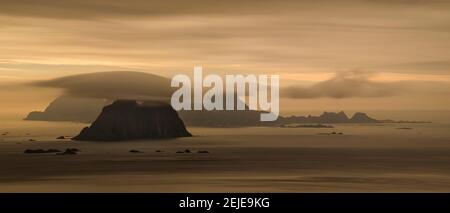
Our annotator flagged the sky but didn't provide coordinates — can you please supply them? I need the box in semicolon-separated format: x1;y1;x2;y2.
1;0;450;117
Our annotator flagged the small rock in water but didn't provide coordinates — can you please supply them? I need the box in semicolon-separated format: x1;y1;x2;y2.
331;132;337;135
155;150;162;153
317;133;330;135
56;136;65;139
24;149;45;154
57;148;78;155
397;127;413;130
338;132;343;135
129;149;143;153
197;150;210;154
29;139;36;142
24;149;61;154
184;149;191;153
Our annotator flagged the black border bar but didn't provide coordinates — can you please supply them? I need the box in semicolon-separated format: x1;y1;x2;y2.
0;193;449;211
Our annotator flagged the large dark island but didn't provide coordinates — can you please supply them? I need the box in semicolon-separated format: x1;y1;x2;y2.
73;100;191;141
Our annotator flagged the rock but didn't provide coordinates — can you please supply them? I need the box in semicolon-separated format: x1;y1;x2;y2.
129;149;143;153
56;136;65;139
24;149;45;154
317;133;331;135
280;124;334;128
24;149;61;154
73;100;191;141
28;139;36;142
184;149;191;153
155;150;162;153
320;111;349;123
279;111;382;124
397;127;413;130
197;150;210;154
349;112;379;123
57;148;78;155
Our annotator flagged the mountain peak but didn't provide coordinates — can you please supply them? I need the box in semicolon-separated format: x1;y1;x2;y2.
350;112;378;123
319;111;349;122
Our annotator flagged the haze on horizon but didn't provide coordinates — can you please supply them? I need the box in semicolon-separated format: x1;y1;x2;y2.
1;0;450;117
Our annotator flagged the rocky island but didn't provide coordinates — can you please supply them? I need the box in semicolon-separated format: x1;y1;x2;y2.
73;100;191;141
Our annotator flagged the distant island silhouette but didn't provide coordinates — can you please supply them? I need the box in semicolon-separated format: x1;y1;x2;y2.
25;96;108;123
25;96;431;127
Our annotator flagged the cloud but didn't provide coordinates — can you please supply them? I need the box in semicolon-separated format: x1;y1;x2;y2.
282;70;403;99
2;0;450;76
0;0;298;19
381;60;450;74
1;0;449;20
32;71;175;101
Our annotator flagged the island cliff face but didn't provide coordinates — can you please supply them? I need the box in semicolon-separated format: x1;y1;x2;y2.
73;100;191;141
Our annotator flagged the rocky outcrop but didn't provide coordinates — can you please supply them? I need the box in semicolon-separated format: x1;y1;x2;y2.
349;112;378;123
280;111;379;124
318;111;350;123
72;100;191;141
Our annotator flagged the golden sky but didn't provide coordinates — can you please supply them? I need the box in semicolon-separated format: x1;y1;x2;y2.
1;0;450;115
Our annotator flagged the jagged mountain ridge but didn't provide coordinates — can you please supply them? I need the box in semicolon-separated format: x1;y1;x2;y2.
280;111;379;124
